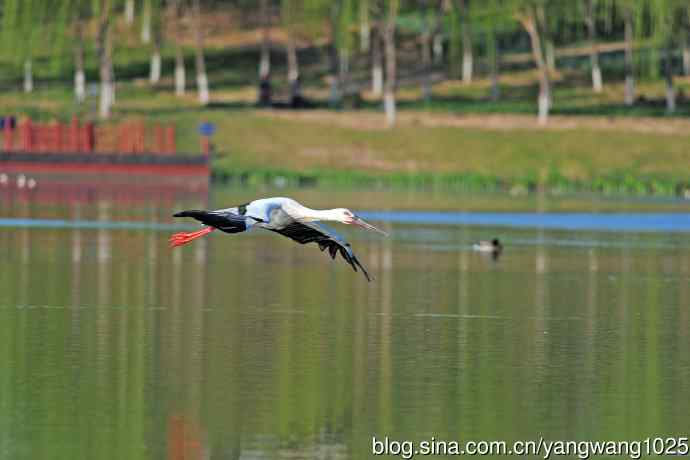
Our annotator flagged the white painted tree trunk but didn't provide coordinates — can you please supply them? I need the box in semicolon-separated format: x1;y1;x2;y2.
259;34;270;79
74;20;86;103
193;0;209;105
175;60;186;96
259;48;270;79
197;73;209;105
521;11;550;125
585;0;603;93
538;86;550;125
23;60;33;93
150;50;161;84
259;0;271;79
592;66;603;93
624;77;634;106
384;92;396;127
683;44;690;76
433;34;443;64
125;0;135;24
462;46;473;84
99;81;113;119
372;31;383;96
383;13;397;127
98;14;114;119
75;70;86;103
666;83;676;114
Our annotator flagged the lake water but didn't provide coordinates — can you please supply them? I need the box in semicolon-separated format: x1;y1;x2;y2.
1;187;689;459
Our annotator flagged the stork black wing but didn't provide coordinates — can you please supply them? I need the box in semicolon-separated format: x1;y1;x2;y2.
269;221;372;282
173;209;248;234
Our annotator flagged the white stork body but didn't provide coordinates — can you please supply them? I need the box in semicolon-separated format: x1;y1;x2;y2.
170;197;387;281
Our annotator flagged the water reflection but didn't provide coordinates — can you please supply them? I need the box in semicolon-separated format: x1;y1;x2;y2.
1;195;690;459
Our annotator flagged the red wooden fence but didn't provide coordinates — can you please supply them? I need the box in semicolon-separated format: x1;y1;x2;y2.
0;117;176;154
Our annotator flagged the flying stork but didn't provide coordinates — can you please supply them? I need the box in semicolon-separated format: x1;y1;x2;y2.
170;197;388;281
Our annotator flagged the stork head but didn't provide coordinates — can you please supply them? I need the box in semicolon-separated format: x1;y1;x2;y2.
333;208;388;236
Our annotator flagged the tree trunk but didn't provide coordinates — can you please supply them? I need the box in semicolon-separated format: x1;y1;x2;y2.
193;0;209;105
383;2;399;127
339;50;350;103
150;31;162;84
286;34;301;105
488;31;500;101
545;40;556;73
360;0;370;52
623;7;635;106
97;6;114;119
537;5;555;74
258;0;272;106
682;28;690;77
665;44;676;114
520;10;550;124
74;18;86;103
328;13;340;107
171;0;185;96
125;0;135;24
585;0;603;92
23;60;33;93
456;0;472;83
421;33;432;102
259;0;271;79
421;3;433;102
141;0;152;44
433;34;443;64
372;26;384;97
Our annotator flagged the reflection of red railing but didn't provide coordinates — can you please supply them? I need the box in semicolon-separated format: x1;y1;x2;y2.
1;116;176;154
168;415;203;460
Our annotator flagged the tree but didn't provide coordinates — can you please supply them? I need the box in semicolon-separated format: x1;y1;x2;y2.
371;24;384;96
73;2;87;102
584;0;603;92
125;0;136;24
192;0;210;105
141;0;152;43
282;0;302;106
169;0;186;96
148;0;163;84
621;1;635;105
648;0;688;114
515;1;551;124
259;0;272;81
454;0;473;83
383;0;399;126
96;0;115;118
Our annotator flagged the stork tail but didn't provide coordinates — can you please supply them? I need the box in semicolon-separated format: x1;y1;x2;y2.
169;227;215;248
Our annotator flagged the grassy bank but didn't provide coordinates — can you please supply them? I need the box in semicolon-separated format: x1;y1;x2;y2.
4;78;690;198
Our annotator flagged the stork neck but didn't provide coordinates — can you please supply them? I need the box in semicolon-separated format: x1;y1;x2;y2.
302;208;341;222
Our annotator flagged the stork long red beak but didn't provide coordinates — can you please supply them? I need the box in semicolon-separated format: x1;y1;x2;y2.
352;215;389;236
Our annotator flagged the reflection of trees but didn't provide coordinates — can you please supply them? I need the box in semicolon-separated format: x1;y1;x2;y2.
6;215;690;458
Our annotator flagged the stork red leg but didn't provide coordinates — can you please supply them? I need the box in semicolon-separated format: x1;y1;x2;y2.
169;227;215;248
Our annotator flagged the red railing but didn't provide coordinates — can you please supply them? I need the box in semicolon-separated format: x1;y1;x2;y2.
1;116;176;154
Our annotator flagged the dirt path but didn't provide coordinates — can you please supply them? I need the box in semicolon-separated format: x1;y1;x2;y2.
259;109;690;136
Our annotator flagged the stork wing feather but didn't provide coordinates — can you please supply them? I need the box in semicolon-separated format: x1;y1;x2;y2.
268;221;372;282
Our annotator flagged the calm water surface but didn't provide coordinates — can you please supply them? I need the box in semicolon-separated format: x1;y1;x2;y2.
1;188;689;459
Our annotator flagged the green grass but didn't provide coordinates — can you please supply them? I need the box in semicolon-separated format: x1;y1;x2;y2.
4;83;690;198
